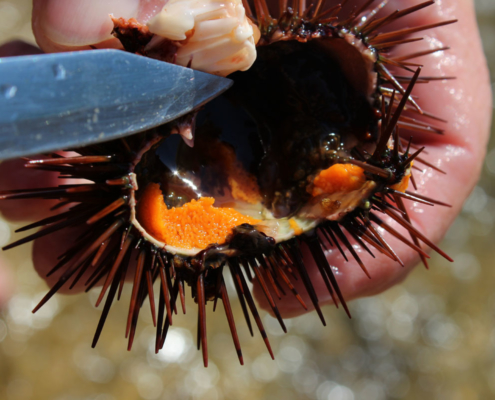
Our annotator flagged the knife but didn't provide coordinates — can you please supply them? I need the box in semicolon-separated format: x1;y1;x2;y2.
0;49;233;161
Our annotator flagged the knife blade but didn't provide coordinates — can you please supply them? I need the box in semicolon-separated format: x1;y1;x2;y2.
0;49;233;161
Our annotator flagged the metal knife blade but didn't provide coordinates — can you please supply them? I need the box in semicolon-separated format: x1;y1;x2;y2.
0;49;233;161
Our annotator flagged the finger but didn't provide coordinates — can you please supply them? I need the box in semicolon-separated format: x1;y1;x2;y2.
32;0;139;51
32;0;166;52
0;41;48;305
33;226;95;295
0;159;62;222
0;40;42;57
32;225;138;295
0;41;64;221
0;149;84;222
254;0;491;317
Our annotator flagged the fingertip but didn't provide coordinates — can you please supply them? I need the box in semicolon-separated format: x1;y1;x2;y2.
32;0;139;51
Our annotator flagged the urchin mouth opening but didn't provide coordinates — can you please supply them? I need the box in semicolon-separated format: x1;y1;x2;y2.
131;34;384;256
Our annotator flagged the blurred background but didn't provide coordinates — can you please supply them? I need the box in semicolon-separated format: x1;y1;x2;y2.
0;1;494;399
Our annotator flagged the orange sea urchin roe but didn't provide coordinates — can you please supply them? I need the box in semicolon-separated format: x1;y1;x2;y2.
222;146;261;204
311;164;366;197
137;183;260;250
390;173;411;193
228;171;261;204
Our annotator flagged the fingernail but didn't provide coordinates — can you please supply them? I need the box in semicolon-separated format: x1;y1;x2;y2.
36;0;139;47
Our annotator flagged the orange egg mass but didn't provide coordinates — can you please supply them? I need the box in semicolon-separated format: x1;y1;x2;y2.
390;173;411;193
311;164;366;197
137;183;260;250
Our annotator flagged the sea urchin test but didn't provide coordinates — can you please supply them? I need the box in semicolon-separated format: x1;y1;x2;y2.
1;0;456;367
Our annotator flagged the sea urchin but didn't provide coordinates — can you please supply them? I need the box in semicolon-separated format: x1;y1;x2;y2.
1;0;456;367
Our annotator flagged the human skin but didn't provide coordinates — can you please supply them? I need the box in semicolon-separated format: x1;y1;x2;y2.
0;0;491;316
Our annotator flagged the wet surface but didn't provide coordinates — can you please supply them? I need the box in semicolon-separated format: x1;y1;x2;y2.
0;1;494;399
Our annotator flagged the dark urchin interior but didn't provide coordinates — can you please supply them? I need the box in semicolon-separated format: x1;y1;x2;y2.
137;38;380;220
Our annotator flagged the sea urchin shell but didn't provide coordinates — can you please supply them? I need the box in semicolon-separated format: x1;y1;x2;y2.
1;0;456;367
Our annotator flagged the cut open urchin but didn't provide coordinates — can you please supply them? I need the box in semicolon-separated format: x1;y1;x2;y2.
1;0;456;367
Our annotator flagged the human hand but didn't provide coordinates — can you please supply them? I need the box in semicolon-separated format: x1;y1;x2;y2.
0;0;491;317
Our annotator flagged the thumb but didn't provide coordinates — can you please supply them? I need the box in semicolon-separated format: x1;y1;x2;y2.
32;0;140;52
